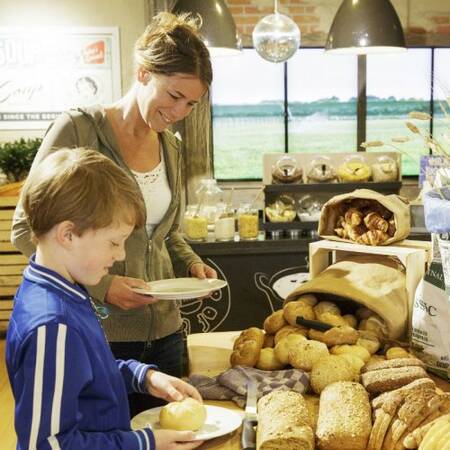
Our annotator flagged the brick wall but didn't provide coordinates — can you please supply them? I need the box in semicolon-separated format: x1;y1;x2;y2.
226;0;450;47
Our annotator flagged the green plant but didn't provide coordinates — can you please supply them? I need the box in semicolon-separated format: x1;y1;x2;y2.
0;138;42;182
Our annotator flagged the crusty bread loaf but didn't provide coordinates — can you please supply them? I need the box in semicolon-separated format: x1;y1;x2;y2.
361;366;429;394
257;390;314;450
316;381;372;450
362;357;425;374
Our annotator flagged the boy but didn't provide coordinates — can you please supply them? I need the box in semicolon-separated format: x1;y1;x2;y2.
6;148;203;450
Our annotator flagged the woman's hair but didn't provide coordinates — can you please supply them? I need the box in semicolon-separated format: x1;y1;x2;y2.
22;148;146;240
134;11;212;87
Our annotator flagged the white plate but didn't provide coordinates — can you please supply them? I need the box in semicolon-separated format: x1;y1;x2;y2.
131;278;228;300
131;405;242;441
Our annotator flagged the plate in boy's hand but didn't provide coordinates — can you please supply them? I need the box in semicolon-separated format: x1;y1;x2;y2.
131;404;242;441
131;277;227;300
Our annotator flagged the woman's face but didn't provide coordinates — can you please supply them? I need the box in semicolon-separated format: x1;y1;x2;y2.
136;71;207;132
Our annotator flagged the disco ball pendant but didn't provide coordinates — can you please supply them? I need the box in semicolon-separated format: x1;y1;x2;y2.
252;12;301;63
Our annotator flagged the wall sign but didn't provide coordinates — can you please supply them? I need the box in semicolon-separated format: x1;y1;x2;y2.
0;27;121;130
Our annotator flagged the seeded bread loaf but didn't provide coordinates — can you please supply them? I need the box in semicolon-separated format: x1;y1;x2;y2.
316;381;372;450
256;390;314;450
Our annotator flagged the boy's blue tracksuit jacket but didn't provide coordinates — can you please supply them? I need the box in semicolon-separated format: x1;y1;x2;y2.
6;257;156;449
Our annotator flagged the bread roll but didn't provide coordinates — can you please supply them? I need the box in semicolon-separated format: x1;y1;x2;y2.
264;310;287;335
356;331;380;355
343;314;358;328
314;301;341;318
310;355;355;394
284;300;315;326
320;313;348;328
230;340;261;367
295;293;318;307
386;346;411;360
316;381;372;450
257;390;314;450
274;325;308;345
289;339;329;371
330;344;371;363
321;326;359;347
159;398;206;431
274;333;307;365
233;327;265;349
256;347;285;371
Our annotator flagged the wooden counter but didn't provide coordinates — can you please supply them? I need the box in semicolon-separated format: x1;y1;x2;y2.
188;331;450;450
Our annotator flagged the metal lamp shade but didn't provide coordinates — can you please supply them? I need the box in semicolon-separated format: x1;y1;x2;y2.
325;0;406;54
173;0;241;55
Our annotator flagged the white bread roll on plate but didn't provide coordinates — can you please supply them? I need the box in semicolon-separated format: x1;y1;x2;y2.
316;381;372;450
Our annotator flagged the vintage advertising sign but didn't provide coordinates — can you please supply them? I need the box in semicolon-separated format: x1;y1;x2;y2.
0;27;121;129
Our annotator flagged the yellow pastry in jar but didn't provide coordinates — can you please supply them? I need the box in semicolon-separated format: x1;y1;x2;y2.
238;214;259;240
184;216;208;241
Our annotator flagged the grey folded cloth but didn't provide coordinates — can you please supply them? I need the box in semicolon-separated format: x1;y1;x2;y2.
189;366;310;408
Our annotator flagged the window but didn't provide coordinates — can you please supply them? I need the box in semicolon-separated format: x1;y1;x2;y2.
211;49;284;180
287;49;357;154
211;47;448;180
433;48;450;147
366;49;432;176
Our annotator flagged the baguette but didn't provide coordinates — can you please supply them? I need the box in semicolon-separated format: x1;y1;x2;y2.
316;381;372;450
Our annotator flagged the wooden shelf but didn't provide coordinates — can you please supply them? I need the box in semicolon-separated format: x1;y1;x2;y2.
264;181;402;195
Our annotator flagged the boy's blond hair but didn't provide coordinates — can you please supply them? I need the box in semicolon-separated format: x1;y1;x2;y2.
21;148;145;239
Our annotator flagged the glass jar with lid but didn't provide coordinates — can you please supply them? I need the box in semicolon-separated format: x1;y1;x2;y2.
265;194;296;223
183;205;208;242
337;154;372;182
214;204;235;241
297;195;322;222
306;156;337;183
195;179;223;225
271;155;303;184
371;155;398;182
237;203;259;240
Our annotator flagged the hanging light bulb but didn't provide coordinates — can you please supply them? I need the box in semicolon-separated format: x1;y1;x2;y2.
252;0;301;63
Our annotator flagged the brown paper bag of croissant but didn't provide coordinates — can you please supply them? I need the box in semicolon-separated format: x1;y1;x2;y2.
285;254;408;339
318;189;410;246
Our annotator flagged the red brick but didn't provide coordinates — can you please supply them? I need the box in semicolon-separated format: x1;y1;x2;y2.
293;14;320;24
436;25;450;34
226;0;250;5
229;5;244;15
234;15;259;25
305;6;315;13
432;16;450;25
289;6;305;14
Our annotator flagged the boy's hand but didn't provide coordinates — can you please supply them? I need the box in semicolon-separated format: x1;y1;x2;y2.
106;276;158;310
145;370;202;404
153;429;204;449
189;263;217;280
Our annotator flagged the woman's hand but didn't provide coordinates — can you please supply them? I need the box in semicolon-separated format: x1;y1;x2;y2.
145;370;203;403
153;429;204;450
105;275;158;310
189;262;217;280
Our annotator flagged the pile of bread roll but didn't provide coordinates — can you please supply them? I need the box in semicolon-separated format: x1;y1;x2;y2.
229;294;450;450
334;199;396;246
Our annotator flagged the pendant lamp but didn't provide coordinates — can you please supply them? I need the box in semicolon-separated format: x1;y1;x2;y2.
252;0;301;63
173;0;241;56
325;0;406;54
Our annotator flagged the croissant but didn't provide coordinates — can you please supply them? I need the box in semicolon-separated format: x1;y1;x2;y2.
388;218;396;237
345;207;364;226
344;222;366;241
356;229;389;246
364;212;389;233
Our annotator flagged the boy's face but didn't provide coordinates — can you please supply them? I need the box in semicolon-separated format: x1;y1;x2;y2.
67;222;134;286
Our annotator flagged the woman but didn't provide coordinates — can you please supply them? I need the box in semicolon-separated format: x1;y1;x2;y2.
11;11;216;417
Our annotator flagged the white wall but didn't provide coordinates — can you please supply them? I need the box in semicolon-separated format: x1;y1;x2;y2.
0;0;147;142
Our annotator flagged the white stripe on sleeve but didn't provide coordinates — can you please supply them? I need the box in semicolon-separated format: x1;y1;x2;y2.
47;435;61;450
48;323;67;449
29;326;46;450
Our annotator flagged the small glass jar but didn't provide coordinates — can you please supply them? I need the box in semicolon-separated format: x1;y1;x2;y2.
372;155;398;182
195;179;223;225
271;155;303;184
214;205;235;241
297;195;322;222
337;155;372;182
237;203;259;240
265;194;296;223
306;156;337;183
183;205;208;242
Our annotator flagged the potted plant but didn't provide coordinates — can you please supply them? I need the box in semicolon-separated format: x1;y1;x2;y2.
0;138;42;196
